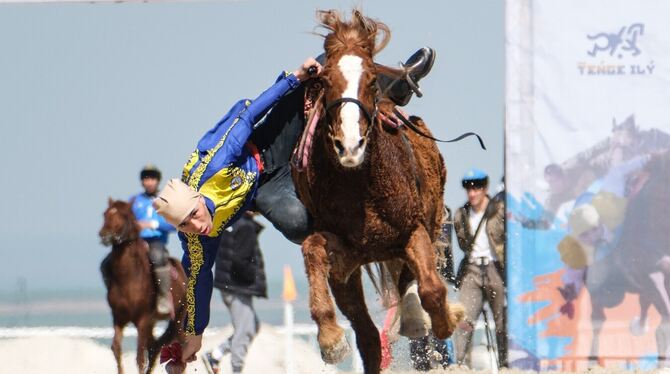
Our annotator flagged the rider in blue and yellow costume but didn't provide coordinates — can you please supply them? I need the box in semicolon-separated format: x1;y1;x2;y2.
154;50;436;364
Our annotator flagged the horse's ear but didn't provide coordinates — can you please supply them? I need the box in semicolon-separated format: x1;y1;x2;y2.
317;9;340;31
352;9;390;56
371;21;390;56
108;197;114;207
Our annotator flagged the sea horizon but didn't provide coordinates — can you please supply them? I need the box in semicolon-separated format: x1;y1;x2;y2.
0;278;316;329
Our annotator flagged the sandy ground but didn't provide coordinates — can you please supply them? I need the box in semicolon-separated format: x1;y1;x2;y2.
0;324;330;374
3;326;670;374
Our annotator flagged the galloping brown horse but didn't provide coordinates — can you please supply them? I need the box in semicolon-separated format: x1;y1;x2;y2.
292;10;462;374
99;199;187;374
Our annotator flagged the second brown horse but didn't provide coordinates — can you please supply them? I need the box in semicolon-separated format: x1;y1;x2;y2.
99;199;187;374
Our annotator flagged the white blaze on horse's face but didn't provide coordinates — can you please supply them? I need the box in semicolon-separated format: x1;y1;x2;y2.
335;54;367;168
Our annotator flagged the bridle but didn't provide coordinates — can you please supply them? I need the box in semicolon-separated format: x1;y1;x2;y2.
102;208;136;246
323;80;381;140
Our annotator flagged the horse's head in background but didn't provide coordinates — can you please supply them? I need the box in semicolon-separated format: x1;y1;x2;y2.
317;9;390;168
99;198;139;246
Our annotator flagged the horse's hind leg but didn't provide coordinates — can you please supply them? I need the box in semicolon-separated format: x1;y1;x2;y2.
330;268;381;374
403;225;461;339
112;323;124;374
302;232;351;364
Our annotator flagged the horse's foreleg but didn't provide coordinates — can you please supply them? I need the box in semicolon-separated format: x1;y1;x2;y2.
403;225;461;339
330;268;381;374
302;232;350;364
136;318;153;373
112;323;124;374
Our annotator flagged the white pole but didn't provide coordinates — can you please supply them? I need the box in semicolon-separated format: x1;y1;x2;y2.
284;300;295;374
282;265;297;374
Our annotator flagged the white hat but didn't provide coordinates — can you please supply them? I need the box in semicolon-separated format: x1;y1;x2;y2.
153;178;200;227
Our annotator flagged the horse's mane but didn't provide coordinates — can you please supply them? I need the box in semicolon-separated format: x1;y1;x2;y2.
316;9;390;57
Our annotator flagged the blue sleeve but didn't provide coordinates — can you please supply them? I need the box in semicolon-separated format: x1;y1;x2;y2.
179;232;221;335
221;72;301;162
129;194;145;220
241;72;301;125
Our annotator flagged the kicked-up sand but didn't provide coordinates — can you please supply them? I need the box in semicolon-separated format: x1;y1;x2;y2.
3;326;670;373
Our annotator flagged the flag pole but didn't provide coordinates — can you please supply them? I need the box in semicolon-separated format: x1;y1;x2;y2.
283;265;297;374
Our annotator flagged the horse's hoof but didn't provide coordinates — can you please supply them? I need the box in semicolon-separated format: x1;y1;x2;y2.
630;316;648;336
399;316;430;338
320;333;351;364
399;285;430;338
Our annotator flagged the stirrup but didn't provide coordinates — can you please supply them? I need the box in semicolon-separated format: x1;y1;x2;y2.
399;61;423;98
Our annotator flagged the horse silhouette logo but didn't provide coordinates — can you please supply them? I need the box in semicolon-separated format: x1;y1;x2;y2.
587;23;644;58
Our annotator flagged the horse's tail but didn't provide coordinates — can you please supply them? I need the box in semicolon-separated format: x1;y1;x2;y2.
147;320;178;372
156;320;178;347
364;260;404;309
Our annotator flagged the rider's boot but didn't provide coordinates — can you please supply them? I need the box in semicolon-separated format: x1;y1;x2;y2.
380;47;436;106
154;265;173;316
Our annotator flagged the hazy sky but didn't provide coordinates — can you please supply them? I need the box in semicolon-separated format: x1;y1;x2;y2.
0;0;504;293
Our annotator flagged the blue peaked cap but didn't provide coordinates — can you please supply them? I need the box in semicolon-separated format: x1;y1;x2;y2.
462;168;489;189
462;168;488;182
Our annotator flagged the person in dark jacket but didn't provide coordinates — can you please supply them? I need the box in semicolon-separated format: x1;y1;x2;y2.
202;211;267;374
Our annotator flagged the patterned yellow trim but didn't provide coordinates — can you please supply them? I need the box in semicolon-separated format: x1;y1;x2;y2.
186;118;240;190
200;166;257;236
181;104;254;334
182;150;199;182
184;232;204;335
183;133;227;334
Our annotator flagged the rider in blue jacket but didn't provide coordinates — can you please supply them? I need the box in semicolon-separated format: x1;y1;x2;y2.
130;164;176;315
155;49;436;364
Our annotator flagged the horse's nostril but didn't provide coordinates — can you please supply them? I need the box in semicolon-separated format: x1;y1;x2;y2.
358;138;365;148
334;139;345;155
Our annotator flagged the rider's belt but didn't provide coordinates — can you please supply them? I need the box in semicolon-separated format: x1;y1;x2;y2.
468;256;491;266
245;141;264;174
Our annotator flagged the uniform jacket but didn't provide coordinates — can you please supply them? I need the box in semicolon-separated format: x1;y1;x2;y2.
178;71;300;335
213;214;267;298
453;193;505;287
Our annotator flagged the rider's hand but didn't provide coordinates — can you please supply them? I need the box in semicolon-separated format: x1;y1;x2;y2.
137;220;157;230
293;57;323;82
658;255;670;273
180;334;202;365
165;361;186;374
